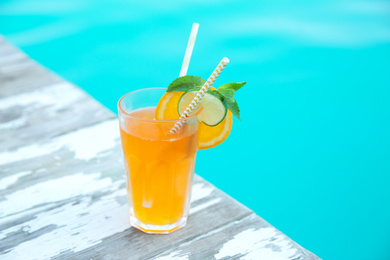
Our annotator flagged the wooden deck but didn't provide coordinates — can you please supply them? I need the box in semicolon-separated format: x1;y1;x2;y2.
0;36;320;260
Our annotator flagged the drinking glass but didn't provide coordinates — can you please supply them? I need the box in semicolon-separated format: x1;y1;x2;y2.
118;88;199;234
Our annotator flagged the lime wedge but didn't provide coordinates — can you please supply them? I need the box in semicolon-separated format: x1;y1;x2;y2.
178;90;227;126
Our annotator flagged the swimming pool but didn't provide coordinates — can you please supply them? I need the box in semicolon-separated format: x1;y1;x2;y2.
2;0;390;259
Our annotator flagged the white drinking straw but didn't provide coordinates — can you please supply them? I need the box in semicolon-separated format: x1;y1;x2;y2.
179;23;199;77
170;57;230;134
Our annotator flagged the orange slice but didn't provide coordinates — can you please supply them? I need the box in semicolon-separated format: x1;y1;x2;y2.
197;110;232;149
155;91;233;149
155;92;185;120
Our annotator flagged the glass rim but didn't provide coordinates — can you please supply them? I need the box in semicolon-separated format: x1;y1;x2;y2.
117;87;200;123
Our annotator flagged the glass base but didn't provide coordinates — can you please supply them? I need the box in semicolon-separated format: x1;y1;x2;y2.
129;215;188;234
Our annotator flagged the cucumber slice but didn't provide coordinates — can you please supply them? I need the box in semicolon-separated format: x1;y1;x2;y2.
178;90;227;126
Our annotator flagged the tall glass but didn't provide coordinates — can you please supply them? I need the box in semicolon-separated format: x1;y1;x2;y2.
118;88;199;234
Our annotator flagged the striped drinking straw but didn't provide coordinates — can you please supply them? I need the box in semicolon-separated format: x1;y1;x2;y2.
170;57;230;134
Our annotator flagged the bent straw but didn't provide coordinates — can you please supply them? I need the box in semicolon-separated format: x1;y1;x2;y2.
170;57;230;134
179;23;199;77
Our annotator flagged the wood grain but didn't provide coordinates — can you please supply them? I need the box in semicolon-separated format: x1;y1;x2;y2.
0;37;320;260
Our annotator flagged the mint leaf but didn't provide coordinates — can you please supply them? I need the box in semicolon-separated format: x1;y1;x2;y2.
216;82;246;120
207;89;224;100
218;82;246;92
167;75;206;92
217;88;235;99
223;95;241;120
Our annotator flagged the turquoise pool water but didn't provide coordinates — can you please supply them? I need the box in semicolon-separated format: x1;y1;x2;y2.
2;0;390;259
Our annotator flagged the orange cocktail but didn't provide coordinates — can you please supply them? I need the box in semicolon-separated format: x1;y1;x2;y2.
118;88;198;233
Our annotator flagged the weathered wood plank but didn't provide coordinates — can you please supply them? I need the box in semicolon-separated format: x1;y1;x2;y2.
0;37;320;260
0;82;114;150
152;213;319;260
0;38;23;58
0;64;63;98
0;50;27;67
0;41;62;98
0;58;33;74
0;171;251;260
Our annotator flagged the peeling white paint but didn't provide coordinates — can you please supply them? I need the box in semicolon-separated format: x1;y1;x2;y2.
0;178;128;260
0;61;32;73
0;117;26;130
58;119;119;161
0;170;31;190
0;119;119;165
189;198;221;214
0;52;25;64
35;168;47;174
154;251;189;260
215;227;298;260
190;182;214;203
0;172;115;218
0;82;84;112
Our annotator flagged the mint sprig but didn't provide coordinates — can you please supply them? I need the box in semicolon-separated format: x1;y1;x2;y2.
166;76;246;120
216;82;246;120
